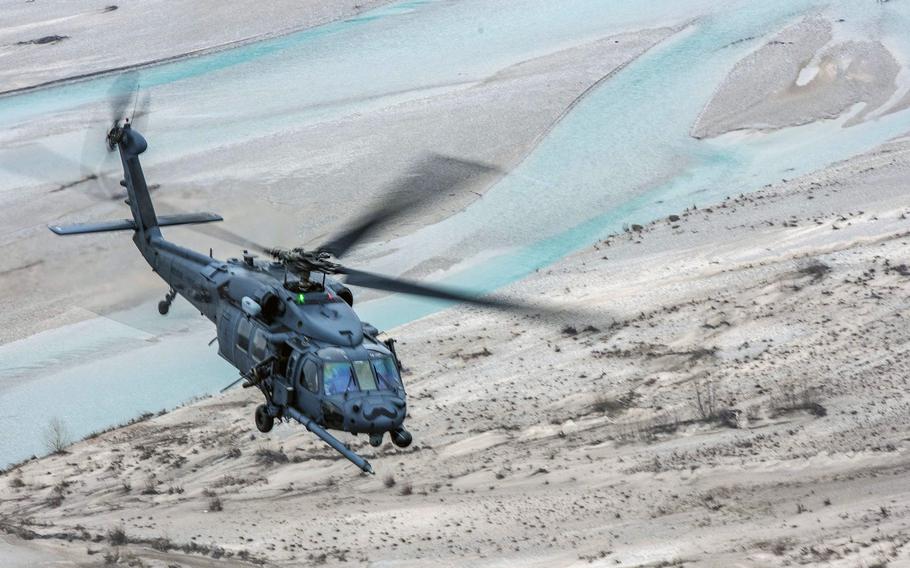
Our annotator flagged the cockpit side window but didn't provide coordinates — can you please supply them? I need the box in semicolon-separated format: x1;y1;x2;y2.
371;356;402;390
237;318;252;352
303;360;319;393
251;330;268;361
353;360;377;391
323;362;357;396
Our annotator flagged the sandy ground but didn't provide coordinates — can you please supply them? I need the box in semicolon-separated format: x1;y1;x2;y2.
1;130;908;567
0;0;392;93
0;25;677;344
3;2;910;566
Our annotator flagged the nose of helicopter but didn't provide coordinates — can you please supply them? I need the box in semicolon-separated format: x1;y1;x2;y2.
343;393;406;433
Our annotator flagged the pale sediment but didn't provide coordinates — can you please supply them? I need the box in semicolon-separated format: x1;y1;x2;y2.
0;0;394;94
1;133;908;568
692;15;903;138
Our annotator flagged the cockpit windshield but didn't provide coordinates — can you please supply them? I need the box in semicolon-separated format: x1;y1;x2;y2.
371;356;402;390
322;356;402;395
323;362;357;396
353;360;377;390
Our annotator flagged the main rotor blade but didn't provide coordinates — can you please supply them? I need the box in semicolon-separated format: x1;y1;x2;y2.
187;222;271;254
337;266;581;320
316;153;499;258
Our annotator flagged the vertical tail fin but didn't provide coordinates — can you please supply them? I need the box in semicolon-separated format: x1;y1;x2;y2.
114;122;159;238
48;122;222;237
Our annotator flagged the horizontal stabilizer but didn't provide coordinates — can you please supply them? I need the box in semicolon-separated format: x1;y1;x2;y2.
49;218;135;235
49;212;223;236
158;212;224;227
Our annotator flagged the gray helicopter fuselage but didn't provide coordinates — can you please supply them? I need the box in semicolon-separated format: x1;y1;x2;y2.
140;233;408;436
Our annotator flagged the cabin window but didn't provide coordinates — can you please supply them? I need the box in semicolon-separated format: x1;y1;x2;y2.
371;356;402;390
251;330;268;361
237;318;252;352
324;362;357;396
353;360;377;391
303;360;319;393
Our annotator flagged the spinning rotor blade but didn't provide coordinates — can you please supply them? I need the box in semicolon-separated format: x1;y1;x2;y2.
189;222;271;254
131;90;152;132
337;266;574;318
0;143;118;199
108;72;141;126
76;73;147;198
316;153;499;258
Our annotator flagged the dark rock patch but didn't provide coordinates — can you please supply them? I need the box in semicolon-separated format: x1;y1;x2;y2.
17;35;69;46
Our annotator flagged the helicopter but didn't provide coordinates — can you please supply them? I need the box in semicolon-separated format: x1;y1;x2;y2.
44;93;579;475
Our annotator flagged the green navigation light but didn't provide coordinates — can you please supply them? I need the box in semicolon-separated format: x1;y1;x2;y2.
297;293;305;304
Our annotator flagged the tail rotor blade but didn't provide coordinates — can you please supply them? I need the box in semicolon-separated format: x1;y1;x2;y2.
108;72;140;126
131;91;152;132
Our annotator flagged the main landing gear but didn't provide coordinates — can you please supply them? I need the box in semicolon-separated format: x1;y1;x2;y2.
158;288;177;315
255;404;275;433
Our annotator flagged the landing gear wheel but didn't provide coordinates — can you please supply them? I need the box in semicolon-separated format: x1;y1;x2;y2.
391;428;412;448
158;288;176;316
255;404;274;433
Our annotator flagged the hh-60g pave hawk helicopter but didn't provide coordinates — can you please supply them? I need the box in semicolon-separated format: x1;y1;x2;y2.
47;93;577;475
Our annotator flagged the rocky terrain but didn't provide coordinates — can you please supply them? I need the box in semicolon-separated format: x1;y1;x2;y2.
2;133;908;567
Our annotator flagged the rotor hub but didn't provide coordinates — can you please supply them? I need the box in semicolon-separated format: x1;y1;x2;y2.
266;247;339;276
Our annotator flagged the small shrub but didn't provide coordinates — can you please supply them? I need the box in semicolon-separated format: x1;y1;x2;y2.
141;477;158;495
798;260;831;283
399;483;413;496
208;496;223;512
383;474;396;488
772;384;826;417
43;417;71;455
149;537;172;551
693;379;718;421
9;477;25;489
45;493;64;508
255;448;289;465
592;390;637;417
107;526;127;546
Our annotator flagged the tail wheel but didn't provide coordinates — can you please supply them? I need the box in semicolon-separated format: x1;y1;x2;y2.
255;404;274;433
